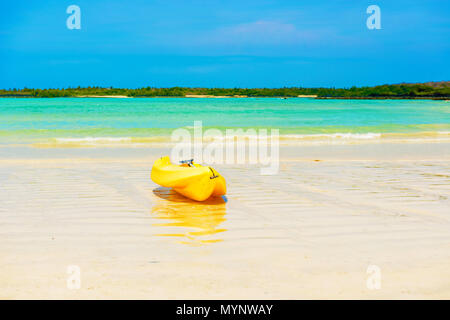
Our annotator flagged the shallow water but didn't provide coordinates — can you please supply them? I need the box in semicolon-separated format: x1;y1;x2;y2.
0;98;449;145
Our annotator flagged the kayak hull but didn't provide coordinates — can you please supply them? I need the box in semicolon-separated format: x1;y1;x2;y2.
151;157;226;201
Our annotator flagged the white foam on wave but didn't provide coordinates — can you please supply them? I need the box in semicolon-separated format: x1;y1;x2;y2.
280;133;382;140
54;137;133;142
52;133;383;144
42;131;450;148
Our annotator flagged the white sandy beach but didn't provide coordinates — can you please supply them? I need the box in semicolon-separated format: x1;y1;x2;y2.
0;142;450;299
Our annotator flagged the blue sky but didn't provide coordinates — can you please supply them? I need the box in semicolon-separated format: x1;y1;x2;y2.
0;0;449;88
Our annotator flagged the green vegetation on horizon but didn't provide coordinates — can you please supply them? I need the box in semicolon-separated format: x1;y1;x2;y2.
1;82;449;98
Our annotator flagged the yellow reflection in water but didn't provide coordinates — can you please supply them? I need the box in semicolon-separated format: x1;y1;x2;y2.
151;187;227;246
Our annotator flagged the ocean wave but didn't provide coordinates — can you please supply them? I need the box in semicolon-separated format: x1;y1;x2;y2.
55;137;133;142
25;131;450;148
279;133;382;140
47;133;384;144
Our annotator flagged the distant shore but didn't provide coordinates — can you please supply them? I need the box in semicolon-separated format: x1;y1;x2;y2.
315;96;450;100
185;94;248;98
1;95;448;100
1;81;448;99
75;95;130;98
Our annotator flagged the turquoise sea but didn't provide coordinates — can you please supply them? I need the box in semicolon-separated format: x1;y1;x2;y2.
0;98;449;145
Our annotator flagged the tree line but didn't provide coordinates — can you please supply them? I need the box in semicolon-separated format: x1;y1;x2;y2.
0;83;448;98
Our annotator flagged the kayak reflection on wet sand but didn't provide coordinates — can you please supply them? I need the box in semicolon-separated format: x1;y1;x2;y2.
151;187;227;246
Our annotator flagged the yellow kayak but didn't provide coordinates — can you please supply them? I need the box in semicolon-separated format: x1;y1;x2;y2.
151;156;226;201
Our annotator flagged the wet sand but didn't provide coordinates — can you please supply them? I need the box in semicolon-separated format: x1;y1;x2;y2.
1;143;450;299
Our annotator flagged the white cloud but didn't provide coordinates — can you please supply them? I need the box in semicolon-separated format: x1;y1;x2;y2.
208;20;319;45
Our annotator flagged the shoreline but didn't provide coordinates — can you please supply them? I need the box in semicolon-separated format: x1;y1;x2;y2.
75;95;130;98
2;81;448;99
1;133;449;150
1;95;449;100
